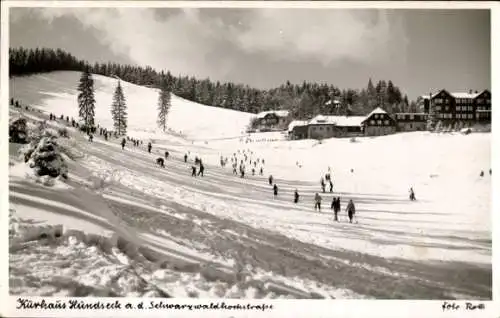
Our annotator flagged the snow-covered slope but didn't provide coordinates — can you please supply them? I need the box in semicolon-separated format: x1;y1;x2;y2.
8;71;492;299
9;71;254;141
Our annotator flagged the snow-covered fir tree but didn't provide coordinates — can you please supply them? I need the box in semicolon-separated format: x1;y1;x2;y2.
157;78;171;132
111;81;127;135
77;69;96;132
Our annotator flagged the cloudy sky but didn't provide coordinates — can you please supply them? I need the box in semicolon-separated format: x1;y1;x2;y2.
9;7;490;100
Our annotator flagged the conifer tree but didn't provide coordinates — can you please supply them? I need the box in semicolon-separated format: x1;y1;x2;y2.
111;81;127;135
77;69;96;132
157;78;171;132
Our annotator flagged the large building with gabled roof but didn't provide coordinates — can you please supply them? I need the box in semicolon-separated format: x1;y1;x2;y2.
417;89;491;124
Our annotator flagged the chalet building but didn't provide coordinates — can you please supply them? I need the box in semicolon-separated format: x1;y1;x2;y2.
255;110;289;132
474;90;492;122
307;115;365;139
418;89;491;125
361;107;397;136
288;120;309;140
394;113;429;132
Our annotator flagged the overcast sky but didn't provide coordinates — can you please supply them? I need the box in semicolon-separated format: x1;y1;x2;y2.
9;7;491;100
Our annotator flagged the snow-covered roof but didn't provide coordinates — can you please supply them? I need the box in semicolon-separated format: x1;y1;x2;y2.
325;99;341;105
365;107;388;118
308;115;366;127
287;120;309;131
450;92;480;99
256;110;289;119
421;90;488;100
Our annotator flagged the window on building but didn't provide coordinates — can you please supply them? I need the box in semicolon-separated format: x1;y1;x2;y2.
469;114;473;119
384;120;389;125
487;99;491;104
477;98;483;104
370;120;375;125
319;126;323;131
377;120;382;125
409;114;414;120
312;127;316;131
435;106;441;111
445;106;449;111
435;98;442;104
410;124;413;129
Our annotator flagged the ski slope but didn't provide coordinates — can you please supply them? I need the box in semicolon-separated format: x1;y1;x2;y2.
9;71;255;141
8;71;492;299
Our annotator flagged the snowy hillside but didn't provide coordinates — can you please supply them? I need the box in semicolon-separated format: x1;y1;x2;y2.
9;71;255;141
8;72;491;299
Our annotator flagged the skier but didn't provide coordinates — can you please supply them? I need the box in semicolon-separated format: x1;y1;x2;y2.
88;134;93;142
260;167;264;176
273;184;278;198
191;165;197;177
198;163;205;177
165;151;169;159
409;187;416;201
346;199;356;223
490;168;492;176
184;154;188;163
104;132;108;141
121;138;126;150
314;193;322;212
321;178;326;193
156;157;165;168
148;142;152;154
329;180;333;193
252;168;255;176
294;189;299;204
332;197;340;221
480;170;484;177
240;166;245;178
233;163;237;175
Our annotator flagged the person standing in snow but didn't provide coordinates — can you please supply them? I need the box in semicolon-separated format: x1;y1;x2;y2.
332;197;340;221
269;175;273;186
233;163;237;175
252;168;255;176
409;187;416;201
165;151;169;159
121;138;126;150
198;162;205;177
346;199;356;223
148;142;152;154
260;167;264;176
321;178;326;193
490;168;492;175
191;165;197;177
273;184;278;198
294;189;299;204
480;170;484;177
184;154;188;163
88;134;93;142
314;193;322;212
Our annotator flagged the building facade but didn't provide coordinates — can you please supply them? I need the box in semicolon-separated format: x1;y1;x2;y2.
307;115;364;139
361;107;397;136
288;120;309;140
419;89;491;125
394;113;429;132
255;110;290;132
